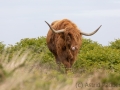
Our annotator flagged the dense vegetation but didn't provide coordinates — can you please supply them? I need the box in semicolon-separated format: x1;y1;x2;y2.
0;37;120;90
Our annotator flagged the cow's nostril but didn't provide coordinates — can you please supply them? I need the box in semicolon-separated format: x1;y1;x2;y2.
71;47;75;51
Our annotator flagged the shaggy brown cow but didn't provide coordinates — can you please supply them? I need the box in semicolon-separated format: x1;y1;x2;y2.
45;19;101;73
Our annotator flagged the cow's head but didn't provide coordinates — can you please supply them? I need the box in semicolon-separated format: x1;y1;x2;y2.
64;30;80;51
45;21;102;51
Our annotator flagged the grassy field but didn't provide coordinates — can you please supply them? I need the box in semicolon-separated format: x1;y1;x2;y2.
0;37;120;90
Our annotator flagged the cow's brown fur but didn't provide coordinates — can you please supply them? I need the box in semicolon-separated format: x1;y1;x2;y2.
46;19;82;73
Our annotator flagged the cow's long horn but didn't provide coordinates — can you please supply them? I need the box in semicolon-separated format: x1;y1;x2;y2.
81;25;102;36
45;21;65;33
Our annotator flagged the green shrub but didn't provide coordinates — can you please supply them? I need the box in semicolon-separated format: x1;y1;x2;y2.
0;42;5;53
109;39;120;49
1;37;120;74
74;38;120;72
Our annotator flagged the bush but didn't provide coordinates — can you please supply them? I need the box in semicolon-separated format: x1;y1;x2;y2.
109;39;120;49
74;38;120;73
0;42;5;53
1;37;120;73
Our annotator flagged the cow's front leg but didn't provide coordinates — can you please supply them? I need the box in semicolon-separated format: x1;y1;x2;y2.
55;56;61;71
62;60;72;74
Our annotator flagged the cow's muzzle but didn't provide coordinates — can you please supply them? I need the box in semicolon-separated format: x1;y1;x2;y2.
71;46;78;51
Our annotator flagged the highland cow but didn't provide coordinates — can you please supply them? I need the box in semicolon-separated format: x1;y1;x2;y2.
45;19;102;73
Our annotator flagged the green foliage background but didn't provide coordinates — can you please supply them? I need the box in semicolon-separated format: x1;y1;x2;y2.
0;37;120;90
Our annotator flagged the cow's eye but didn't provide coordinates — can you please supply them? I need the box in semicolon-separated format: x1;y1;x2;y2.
67;36;71;41
68;33;72;37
